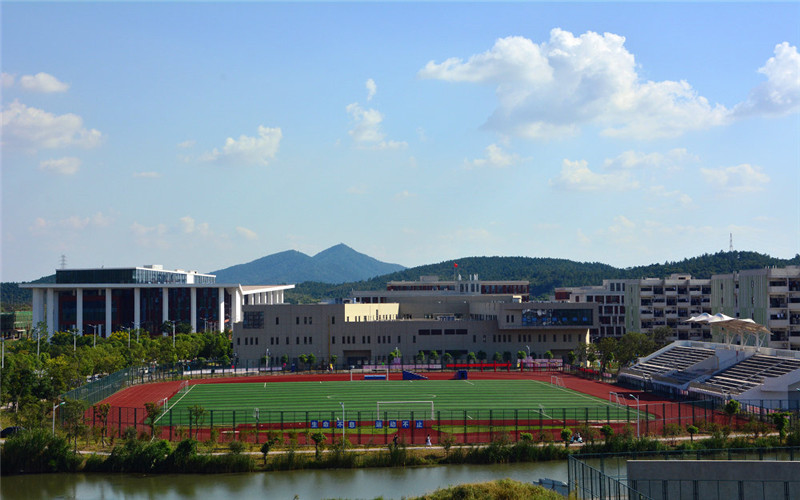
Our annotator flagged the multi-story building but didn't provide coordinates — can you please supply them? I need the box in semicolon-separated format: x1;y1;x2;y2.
624;274;713;341
554;280;626;341
22;265;293;337
711;266;800;350
234;276;594;367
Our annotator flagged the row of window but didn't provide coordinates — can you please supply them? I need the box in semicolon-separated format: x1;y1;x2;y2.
244;311;338;329
418;329;468;336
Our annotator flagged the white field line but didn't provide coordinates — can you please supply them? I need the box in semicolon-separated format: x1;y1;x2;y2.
154;384;195;424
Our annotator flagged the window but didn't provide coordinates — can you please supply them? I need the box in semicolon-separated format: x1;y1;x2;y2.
304;317;307;325
237;338;240;345
275;317;279;325
296;317;300;325
309;317;312;325
332;336;335;344
331;316;335;324
243;311;264;329
286;336;289;344
296;337;300;344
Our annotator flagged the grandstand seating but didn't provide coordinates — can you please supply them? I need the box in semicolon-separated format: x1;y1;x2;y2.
696;355;800;395
628;346;716;378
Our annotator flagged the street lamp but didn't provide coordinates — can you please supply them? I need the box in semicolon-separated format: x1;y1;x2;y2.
525;345;531;357
265;348;270;373
72;328;78;352
52;401;65;435
90;324;101;347
628;394;641;438
340;402;345;444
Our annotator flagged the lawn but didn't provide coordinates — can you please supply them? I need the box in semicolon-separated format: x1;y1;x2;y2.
158;379;647;427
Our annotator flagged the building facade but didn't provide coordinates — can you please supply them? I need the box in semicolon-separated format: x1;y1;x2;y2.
554;280;627;341
711;266;800;350
22;265;293;337
233;276;594;367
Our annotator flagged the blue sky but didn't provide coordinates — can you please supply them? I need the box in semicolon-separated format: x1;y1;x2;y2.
2;2;799;283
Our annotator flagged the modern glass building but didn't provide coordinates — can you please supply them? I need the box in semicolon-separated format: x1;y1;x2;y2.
22;265;293;337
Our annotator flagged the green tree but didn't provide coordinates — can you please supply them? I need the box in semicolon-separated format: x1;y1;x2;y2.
492;351;502;362
597;337;617;374
93;403;111;446
310;431;326;459
477;350;487;362
650;326;673;347
686;425;699;443
561;428;572;448
428;350;439;362
467;352;477;364
544;351;554;360
773;412;790;443
330;354;338;368
443;352;453;364
615;332;657;367
188;404;206;439
723;400;741;428
306;353;317;369
502;351;512;362
144;401;163;438
61;398;89;452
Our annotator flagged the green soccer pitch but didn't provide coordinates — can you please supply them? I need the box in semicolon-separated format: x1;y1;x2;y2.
158;379;646;426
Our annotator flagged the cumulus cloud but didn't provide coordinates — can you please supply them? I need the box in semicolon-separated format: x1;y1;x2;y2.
700;164;770;193
1;100;102;151
131;222;170;249
177;139;196;149
40;156;81;175
420;29;798;139
19;72;69;93
236;226;258;240
394;190;416;200
550;159;640;191
465;143;520;169
179;216;212;237
347;185;367;195
733;42;800;118
199;125;282;166
366;78;377;101
346;102;407;150
1;73;15;88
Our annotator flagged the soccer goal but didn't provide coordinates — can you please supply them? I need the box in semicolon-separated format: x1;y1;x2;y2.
609;391;626;407
377;401;434;420
550;375;565;388
351;367;389;381
178;380;190;394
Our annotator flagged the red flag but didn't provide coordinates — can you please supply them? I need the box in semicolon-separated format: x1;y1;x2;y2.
454;263;458;268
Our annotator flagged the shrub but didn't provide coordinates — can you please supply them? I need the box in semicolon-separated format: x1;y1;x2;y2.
1;428;81;475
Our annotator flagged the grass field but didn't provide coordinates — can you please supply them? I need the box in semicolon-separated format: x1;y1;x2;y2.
158;379;648;427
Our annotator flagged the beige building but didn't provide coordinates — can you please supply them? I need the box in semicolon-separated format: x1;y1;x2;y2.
233;276;594;368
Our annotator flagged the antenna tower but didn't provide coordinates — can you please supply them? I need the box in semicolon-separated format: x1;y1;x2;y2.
59;254;67;269
729;233;733;252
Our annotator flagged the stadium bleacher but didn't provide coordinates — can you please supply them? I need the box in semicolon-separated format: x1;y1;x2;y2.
627;345;716;378
694;355;800;396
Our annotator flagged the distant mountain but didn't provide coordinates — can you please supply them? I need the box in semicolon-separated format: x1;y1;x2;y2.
291;250;800;302
210;244;407;285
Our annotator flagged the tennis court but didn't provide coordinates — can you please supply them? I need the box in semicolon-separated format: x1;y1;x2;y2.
159;378;647;426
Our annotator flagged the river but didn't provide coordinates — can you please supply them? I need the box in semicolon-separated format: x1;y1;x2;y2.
1;460;575;500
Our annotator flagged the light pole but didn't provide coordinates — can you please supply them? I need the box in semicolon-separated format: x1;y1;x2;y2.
340;402;345;444
72;328;78;352
628;394;641;438
525;345;531;357
90;324;101;347
52;401;65;435
266;348;270;373
35;324;41;359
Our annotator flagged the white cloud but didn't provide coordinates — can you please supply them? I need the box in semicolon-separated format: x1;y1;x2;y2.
346;102;407;150
576;229;591;245
236;226;258;240
366;78;377;101
733;42;800;118
177;139;196;149
1;100;102;151
1;73;15;88
602;149;697;174
700;164;770;193
465;143;520;169
649;185;693;207
179;216;212;237
30;211;112;235
347;185;367;195
39;156;81;175
133;171;161;178
18;72;69;93
550;159;640;191
131;222;170;249
419;28;730;139
199;125;282;166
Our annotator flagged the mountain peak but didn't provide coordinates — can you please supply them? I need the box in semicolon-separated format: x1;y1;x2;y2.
211;244;406;285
